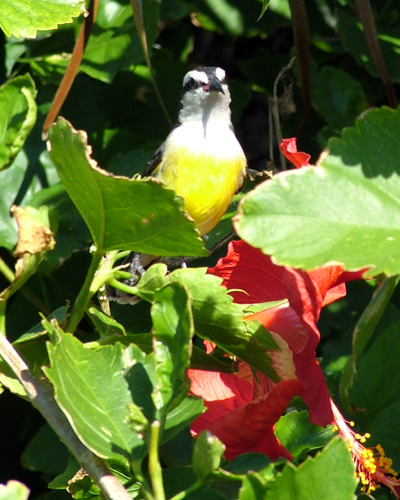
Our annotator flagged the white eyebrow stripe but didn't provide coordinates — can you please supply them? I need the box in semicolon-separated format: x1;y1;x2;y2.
215;67;226;81
183;70;208;86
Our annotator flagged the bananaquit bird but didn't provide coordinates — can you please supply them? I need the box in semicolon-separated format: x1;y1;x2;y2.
109;66;246;301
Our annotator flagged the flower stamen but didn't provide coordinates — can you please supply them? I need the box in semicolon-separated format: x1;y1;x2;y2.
331;401;400;498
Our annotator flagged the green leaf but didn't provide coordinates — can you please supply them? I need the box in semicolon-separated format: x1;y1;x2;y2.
162;389;205;442
192;431;225;480
243;300;287;315
81;14;136;83
350;317;400;466
124;345;204;443
134;263;169;303
0;481;29;500
22;424;68;476
13;306;68;345
0;0;85;38
87;306;126;339
310;65;367;131
264;437;357;500
81;28;137;83
133;266;279;381
125;345;156;424
257;0;270;21
239;473;268;500
340;275;400;409
161;427;194;467
275;411;336;462
236;106;400;277
167;268;248;343
79;0;160;83
224;453;272;475
0;152;26;249
194;0;286;38
68;474;101;499
151;282;194;414
48;118;206;256
0;369;26;398
167;268;280;381
0;74;37;170
45;329;144;460
48;454;80;489
93;331;236;374
338;9;400;83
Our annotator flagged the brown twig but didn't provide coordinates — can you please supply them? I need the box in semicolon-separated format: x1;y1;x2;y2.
0;334;132;500
42;0;100;138
355;0;397;108
271;58;296;171
288;0;311;134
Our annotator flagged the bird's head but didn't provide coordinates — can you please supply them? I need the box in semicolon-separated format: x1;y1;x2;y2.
178;67;232;123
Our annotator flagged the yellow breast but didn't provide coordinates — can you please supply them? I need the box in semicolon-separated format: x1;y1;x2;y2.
155;123;246;236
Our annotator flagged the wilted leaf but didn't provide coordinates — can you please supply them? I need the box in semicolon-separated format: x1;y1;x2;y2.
12;205;55;256
0;205;55;301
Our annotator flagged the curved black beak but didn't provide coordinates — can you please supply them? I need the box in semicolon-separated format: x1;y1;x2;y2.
207;77;225;94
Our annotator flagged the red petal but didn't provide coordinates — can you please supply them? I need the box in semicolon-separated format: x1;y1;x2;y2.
280;138;311;168
208;241;288;304
189;366;301;460
209;241;346;339
247;304;308;354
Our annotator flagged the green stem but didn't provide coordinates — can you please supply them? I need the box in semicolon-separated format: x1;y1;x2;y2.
66;251;103;333
108;278;138;295
131;460;154;500
0;257;14;282
148;420;166;500
0;300;7;336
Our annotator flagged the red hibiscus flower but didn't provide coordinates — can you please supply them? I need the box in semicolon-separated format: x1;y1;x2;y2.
189;240;349;460
187;138;400;496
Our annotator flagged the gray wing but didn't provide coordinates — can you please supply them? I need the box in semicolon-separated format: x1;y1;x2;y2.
143;142;165;177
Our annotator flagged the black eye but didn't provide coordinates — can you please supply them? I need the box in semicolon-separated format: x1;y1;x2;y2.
183;77;198;93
